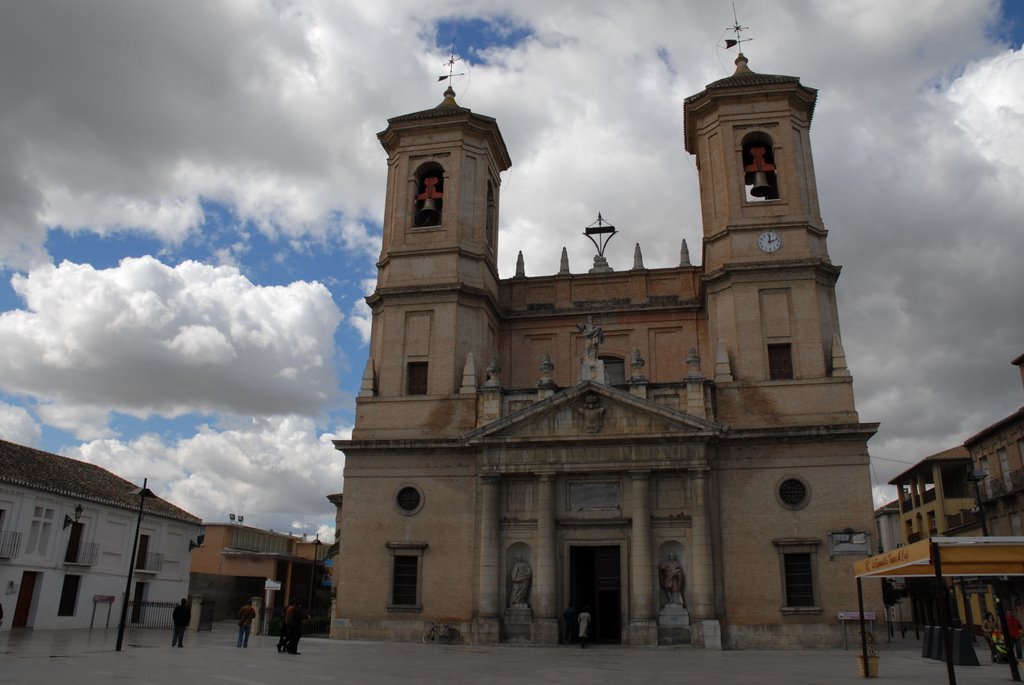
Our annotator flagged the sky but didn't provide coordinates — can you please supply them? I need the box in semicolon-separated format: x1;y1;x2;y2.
1;0;1022;538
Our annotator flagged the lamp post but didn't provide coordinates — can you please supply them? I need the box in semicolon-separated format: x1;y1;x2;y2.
116;478;154;652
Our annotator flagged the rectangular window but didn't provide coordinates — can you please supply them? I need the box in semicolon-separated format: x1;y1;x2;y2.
783;553;814;607
767;344;794;380
406;362;428;395
27;506;54;556
58;574;81;616
392;555;418;606
65;521;84;563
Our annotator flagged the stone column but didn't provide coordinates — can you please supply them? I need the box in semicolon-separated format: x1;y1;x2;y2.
474;474;501;643
690;470;721;649
533;472;559;643
478;475;501;616
629;470;657;644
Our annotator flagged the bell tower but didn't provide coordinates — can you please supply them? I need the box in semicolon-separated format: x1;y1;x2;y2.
684;54;856;424
356;87;511;438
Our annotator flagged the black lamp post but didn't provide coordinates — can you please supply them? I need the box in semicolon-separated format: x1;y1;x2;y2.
116;478;154;652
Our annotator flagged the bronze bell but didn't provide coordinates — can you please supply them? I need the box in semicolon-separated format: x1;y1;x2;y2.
749;171;774;198
415;198;440;226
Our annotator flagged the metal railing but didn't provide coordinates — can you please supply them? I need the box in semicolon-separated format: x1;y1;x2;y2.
0;530;21;559
121;600;215;631
136;552;164;572
65;541;101;566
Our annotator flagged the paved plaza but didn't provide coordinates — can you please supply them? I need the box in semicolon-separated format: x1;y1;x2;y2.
0;623;1020;684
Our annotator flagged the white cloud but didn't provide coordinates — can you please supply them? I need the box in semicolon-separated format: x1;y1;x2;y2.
0;402;42;446
71;415;350;532
0;257;343;437
0;1;1021;509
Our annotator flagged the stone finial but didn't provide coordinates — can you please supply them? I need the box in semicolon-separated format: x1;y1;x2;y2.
685;347;704;381
714;339;733;383
440;85;458;107
485;356;502;388
734;53;752;75
358;357;376;397
831;332;851;377
537;353;556;389
632;243;645;270
559;247;570;275
515;251;526;278
679;239;691;267
460;352;478;394
589;254;612;274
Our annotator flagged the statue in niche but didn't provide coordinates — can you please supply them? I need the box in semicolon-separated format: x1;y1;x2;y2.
509;555;533;608
659;553;685;607
577;393;605;434
577;316;603;362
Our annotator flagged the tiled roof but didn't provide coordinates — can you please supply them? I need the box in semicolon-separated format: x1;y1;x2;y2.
0;439;201;525
964;407;1024;447
887;445;971;485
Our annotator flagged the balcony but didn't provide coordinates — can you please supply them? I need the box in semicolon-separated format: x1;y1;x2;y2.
136;552;164;573
0;530;22;559
64;542;100;566
945;509;982;532
979;470;1024;502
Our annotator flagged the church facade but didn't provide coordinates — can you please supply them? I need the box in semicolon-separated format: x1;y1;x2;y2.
333;54;880;649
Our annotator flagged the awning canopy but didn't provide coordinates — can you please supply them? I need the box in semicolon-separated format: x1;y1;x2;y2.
854;536;1024;578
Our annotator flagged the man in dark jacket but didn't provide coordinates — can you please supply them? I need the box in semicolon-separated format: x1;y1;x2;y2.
171;598;191;647
287;601;306;654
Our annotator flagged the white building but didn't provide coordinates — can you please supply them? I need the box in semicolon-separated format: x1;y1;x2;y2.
0;439;202;630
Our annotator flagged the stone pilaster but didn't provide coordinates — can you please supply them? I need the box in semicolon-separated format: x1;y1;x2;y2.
474;474;501;643
629;470;657;644
690;471;715;620
532;472;559;643
478;475;500;616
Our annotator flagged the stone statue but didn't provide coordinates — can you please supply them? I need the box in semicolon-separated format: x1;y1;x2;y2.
659;553;685;606
509;555;532;607
577;316;603;362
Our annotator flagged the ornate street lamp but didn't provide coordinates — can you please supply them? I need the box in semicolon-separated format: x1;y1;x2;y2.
115;478;154;652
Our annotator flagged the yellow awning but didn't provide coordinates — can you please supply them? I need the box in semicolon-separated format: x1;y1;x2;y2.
854;536;1024;578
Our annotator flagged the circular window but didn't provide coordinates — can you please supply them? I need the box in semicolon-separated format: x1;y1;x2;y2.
778;477;809;509
396;486;423;515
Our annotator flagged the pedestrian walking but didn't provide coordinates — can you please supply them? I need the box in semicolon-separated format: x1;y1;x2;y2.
171;598;190;647
562;605;577;644
577;606;592;649
277;601;294;653
287;601;307;654
237;600;256;648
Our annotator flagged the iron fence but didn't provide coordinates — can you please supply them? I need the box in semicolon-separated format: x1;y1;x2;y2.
121;600;215;631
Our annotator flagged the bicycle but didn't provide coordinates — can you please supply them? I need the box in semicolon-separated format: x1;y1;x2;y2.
422;622;461;644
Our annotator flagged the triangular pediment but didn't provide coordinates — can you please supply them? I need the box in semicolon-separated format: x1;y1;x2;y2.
465;381;724;444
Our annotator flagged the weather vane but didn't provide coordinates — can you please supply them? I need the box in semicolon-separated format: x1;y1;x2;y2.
438;40;466;83
724;3;752;52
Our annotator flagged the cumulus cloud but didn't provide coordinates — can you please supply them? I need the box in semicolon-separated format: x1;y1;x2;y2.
0;402;42;446
0;0;1022;511
0;257;343;437
71;415;349;532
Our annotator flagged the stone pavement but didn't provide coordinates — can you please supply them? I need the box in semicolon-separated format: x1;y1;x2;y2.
0;623;1020;684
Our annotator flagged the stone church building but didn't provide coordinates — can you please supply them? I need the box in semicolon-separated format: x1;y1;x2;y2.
333;54;880;649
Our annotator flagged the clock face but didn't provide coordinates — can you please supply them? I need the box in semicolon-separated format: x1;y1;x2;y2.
757;230;782;253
